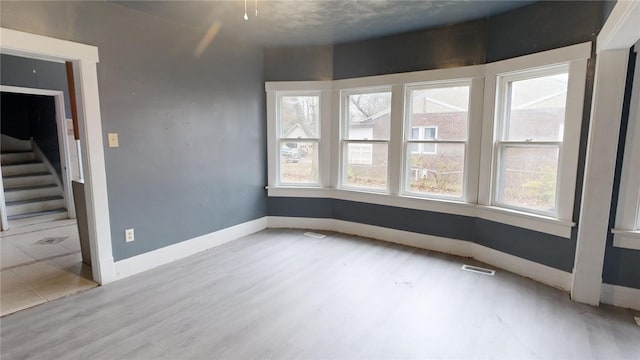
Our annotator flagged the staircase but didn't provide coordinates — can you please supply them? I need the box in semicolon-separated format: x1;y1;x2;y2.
2;147;68;227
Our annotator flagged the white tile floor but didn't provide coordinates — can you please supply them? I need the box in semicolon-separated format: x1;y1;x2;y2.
0;220;97;316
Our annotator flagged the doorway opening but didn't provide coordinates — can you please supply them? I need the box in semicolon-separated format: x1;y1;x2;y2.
0;85;97;316
0;27;115;316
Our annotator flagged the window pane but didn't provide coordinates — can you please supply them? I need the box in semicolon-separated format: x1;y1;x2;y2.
408;85;469;141
345;143;388;190
280;96;319;138
504;72;568;141
497;146;559;213
280;141;318;184
406;143;464;198
346;92;391;140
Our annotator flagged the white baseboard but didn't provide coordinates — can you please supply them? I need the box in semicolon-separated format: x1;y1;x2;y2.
267;216;572;292
601;283;640;310
113;217;267;280
469;243;572;291
110;215;636;310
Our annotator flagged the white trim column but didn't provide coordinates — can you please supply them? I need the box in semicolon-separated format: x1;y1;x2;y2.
571;50;628;305
571;0;640;306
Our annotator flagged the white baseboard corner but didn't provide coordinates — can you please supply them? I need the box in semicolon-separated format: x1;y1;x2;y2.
600;283;640;310
267;216;572;292
113;217;267;280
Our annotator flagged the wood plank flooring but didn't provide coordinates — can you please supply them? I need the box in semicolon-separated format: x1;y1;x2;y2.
1;229;639;359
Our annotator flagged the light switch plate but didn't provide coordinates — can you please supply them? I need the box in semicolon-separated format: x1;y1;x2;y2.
108;133;119;147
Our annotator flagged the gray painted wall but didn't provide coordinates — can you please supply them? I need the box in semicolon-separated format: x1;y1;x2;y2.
264;45;333;81
1;54;72;114
1;1;267;261
333;19;487;79
485;1;602;62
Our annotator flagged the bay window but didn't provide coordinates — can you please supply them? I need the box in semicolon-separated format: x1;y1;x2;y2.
265;42;590;238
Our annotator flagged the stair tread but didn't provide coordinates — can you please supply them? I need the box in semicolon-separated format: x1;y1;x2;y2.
3;184;59;192
7;208;67;221
1;160;42;166
6;195;64;206
3;172;52;179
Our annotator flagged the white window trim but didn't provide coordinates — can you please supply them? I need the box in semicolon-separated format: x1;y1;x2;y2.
276;92;322;186
265;42;590;240
266;82;332;189
479;42;590;228
612;43;640;250
491;64;569;217
339;87;393;193
402;80;473;201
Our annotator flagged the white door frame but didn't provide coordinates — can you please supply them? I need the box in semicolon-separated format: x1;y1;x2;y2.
0;27;115;284
0;85;76;220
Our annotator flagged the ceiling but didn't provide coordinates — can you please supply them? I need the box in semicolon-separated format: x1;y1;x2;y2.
113;1;536;47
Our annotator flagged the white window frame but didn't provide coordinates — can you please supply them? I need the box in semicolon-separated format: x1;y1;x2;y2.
265;82;332;189
403;80;472;201
612;43;640;250
277;92;321;186
479;43;590;233
492;65;569;217
339;87;393;193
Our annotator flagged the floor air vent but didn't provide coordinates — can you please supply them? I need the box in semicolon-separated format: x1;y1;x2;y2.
461;264;496;276
304;232;326;239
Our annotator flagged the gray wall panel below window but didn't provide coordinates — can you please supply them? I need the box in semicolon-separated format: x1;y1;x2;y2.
602;248;640;289
472;219;576;273
268;197;333;218
332;199;473;241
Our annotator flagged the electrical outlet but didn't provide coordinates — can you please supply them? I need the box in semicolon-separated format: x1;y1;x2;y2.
125;228;135;242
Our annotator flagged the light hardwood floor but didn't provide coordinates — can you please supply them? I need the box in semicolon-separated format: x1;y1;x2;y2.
1;229;638;359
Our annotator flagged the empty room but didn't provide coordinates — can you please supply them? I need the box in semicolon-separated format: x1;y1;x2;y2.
1;1;639;359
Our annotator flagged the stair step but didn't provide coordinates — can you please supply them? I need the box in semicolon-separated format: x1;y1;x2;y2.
7;209;68;227
3;173;56;189
1;152;36;165
1;162;47;176
6;196;65;216
4;184;62;202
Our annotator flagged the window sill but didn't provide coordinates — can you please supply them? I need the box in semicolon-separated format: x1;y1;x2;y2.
475;205;574;239
267;186;575;238
611;229;640;250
